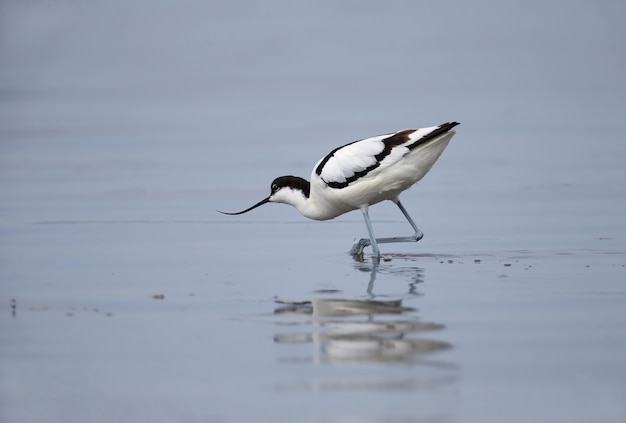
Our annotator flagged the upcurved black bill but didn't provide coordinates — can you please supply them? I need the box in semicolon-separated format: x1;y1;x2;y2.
217;196;270;215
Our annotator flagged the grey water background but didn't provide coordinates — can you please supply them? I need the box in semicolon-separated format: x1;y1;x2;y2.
1;1;626;422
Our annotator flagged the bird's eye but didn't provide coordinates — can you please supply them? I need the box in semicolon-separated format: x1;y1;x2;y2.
271;184;278;191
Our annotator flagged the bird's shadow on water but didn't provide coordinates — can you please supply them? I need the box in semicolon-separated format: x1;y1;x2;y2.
272;253;453;369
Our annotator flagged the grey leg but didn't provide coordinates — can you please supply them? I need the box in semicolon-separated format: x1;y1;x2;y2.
394;199;424;242
350;205;381;257
350;199;423;255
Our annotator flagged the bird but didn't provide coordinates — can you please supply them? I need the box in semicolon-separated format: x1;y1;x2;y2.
218;121;460;256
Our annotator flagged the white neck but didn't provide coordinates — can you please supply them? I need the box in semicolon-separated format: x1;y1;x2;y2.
272;187;337;221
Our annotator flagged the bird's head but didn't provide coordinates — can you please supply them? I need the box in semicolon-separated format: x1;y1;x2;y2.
217;176;310;215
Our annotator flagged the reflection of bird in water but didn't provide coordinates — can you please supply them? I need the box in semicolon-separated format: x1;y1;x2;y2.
219;122;459;256
273;298;451;365
352;254;426;295
274;298;412;315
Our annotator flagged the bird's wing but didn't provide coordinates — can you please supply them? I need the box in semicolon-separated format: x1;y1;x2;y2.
314;124;457;189
313;133;392;189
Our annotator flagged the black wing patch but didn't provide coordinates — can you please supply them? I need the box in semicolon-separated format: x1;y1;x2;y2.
405;122;459;150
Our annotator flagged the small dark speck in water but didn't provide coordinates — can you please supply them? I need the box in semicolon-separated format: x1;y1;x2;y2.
504;263;512;267
448;259;454;264
474;259;481;264
313;289;342;294
152;294;165;300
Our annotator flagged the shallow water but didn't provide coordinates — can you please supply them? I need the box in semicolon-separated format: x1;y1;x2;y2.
2;1;626;422
2;216;625;422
